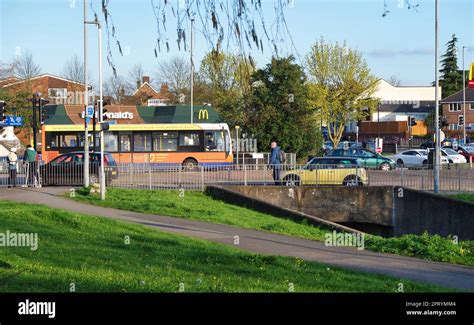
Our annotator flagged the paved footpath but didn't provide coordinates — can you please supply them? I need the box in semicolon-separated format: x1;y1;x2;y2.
1;187;473;291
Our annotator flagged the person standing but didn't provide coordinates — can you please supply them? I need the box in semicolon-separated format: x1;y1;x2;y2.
23;145;38;187
269;141;282;185
7;148;18;188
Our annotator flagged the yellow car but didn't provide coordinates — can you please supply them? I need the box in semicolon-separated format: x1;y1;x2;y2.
281;157;368;186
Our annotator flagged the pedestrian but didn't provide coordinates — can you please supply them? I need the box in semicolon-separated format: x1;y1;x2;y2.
7;148;18;188
269;141;283;185
23;145;39;187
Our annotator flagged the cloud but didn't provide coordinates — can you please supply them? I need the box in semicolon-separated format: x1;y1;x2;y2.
366;48;433;57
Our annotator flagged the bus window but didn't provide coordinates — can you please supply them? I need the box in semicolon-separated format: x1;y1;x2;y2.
120;134;131;152
133;132;152;152
205;131;225;152
46;133;77;150
153;132;178;151
104;133;118;152
179;132;200;147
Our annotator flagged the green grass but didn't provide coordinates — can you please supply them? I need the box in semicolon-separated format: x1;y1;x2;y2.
71;188;474;267
0;200;451;292
449;192;474;204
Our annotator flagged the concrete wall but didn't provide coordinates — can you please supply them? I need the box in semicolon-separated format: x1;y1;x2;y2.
222;186;394;226
393;187;474;239
206;185;474;240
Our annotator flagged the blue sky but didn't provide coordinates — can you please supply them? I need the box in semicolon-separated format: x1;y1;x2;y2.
1;0;473;86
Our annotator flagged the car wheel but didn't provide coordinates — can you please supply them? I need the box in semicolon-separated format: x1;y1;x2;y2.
343;175;362;187
380;162;391;171
396;159;404;167
182;158;198;171
284;175;300;187
422;160;427;164
448;160;453;164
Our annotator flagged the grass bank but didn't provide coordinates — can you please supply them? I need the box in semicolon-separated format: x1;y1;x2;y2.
0;200;450;292
72;188;474;267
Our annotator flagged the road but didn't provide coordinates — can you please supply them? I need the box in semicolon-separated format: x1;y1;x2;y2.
0;186;473;291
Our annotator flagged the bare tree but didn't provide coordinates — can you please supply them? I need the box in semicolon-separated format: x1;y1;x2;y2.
62;55;84;83
0;60;16;79
104;75;131;104
128;64;146;90
155;56;191;101
388;75;401;86
12;51;41;80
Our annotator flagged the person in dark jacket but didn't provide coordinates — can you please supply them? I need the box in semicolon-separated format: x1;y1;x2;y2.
23;145;38;187
269;142;282;185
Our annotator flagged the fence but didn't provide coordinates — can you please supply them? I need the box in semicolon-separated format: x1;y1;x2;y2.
233;152;297;165
3;161;474;193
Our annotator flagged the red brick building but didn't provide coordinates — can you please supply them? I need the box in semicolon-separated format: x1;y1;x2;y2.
1;74;86;104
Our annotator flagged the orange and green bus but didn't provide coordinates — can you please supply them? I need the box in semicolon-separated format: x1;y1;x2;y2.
40;105;233;168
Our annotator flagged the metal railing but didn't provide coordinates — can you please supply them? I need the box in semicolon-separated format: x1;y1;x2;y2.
3;161;474;192
233;152;297;165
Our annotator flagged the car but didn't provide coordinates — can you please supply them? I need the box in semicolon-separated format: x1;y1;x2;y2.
442;145;474;162
40;151;118;186
325;148;396;170
420;139;452;149
281;157;368;186
441;148;467;164
390;149;429;166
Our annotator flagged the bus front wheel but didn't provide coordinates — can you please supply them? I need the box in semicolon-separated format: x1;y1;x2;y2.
182;158;198;171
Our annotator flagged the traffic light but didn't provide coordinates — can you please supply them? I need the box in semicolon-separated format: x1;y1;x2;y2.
39;99;50;124
0;101;6;122
458;115;464;126
410;116;417;127
438;116;449;128
97;99;109;131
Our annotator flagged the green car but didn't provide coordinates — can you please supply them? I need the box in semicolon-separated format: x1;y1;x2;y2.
325;148;396;171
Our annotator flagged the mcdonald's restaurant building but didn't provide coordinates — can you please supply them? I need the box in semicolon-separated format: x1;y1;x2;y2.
40;104;225;163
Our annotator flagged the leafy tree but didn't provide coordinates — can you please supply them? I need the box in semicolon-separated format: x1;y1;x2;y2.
199;51;255;127
306;38;379;148
439;34;463;97
246;56;320;158
0;89;33;135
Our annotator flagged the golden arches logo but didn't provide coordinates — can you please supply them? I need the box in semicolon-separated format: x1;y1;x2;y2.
198;109;209;120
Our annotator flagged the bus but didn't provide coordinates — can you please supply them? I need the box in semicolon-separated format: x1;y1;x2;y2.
41;123;233;169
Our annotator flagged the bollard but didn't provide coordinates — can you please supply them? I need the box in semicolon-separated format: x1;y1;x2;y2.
458;167;461;192
244;165;247;186
149;164;152;190
201;166;205;192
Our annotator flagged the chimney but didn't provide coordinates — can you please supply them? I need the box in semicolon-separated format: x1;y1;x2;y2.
142;76;150;84
160;83;169;92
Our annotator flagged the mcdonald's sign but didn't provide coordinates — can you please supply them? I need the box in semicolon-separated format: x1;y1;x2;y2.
469;63;474;88
198;109;209;120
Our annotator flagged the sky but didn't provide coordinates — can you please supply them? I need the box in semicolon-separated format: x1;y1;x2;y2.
1;0;473;87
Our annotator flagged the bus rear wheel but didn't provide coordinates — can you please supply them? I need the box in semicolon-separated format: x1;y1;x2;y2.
182;158;198;171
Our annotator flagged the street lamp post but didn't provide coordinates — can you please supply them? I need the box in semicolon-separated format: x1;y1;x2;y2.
83;0;90;188
85;14;105;200
434;0;440;193
463;46;467;144
190;16;195;124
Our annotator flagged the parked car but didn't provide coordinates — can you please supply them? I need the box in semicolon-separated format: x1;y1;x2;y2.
420;139;451;149
443;145;474;162
40;152;118;186
281;157;368;186
441;148;467;164
390;149;429;166
325;148;396;170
